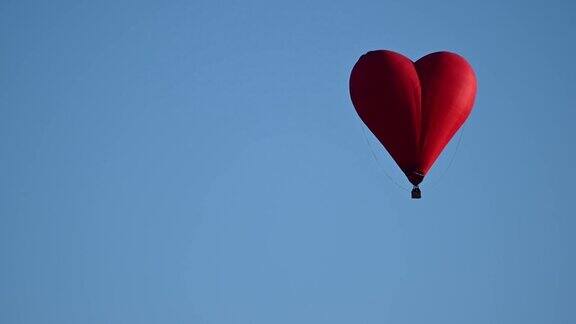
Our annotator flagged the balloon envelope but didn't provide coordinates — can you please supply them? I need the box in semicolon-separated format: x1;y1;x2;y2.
349;50;477;186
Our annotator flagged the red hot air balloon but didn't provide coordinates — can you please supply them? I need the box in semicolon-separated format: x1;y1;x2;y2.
349;50;477;199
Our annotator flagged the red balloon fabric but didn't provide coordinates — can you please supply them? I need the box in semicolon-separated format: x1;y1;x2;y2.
350;50;477;187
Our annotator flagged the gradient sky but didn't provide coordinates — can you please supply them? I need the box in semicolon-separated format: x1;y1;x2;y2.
2;0;576;323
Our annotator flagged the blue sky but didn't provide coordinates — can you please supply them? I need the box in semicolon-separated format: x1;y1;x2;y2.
2;0;575;323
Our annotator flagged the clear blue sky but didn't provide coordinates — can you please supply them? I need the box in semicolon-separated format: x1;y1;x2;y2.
2;0;575;323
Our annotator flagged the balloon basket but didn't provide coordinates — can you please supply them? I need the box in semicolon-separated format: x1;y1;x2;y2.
411;186;421;199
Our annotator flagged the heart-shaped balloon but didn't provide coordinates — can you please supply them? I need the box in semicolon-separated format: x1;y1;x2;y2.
349;50;477;195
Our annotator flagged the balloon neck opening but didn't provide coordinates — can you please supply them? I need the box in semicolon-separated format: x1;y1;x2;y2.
411;186;421;199
408;170;425;186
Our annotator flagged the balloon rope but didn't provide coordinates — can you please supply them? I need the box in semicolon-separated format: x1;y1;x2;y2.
427;126;464;188
359;121;410;192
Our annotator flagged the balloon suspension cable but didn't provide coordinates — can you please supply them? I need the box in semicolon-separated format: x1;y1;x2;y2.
360;123;410;192
428;125;465;189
